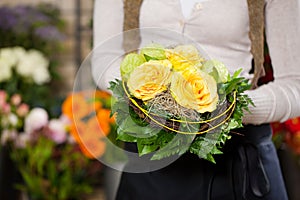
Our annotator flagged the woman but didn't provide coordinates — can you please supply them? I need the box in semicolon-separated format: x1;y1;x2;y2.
93;0;300;199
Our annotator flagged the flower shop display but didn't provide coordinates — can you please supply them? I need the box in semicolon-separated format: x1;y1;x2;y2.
0;90;116;200
0;3;116;199
0;90;30;199
110;44;252;163
0;4;66;114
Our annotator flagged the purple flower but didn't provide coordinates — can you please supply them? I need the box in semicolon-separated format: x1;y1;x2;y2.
14;5;50;23
0;5;51;34
0;4;65;46
34;25;65;41
13;5;50;34
0;6;18;30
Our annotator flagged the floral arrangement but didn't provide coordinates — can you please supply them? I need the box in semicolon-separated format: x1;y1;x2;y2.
0;91;112;200
109;44;252;163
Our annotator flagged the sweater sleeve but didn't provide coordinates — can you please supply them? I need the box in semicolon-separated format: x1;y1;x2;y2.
92;0;124;91
243;0;300;124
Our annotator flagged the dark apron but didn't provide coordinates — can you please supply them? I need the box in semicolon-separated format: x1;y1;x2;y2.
116;124;288;200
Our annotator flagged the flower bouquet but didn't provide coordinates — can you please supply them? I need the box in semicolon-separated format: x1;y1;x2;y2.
109;44;252;163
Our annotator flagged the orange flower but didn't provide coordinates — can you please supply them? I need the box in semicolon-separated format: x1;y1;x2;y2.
95;90;111;99
86;115;106;137
62;91;102;121
96;109;115;136
80;118;108;158
62;90;115;159
73;113;113;159
69;121;88;143
78;136;106;159
69;118;107;159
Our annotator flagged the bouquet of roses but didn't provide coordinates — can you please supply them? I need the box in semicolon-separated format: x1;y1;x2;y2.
109;44;252;163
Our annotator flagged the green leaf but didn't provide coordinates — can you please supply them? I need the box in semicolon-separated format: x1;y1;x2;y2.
137;142;158;156
232;68;243;79
109;79;125;100
140;43;166;61
117;130;137;142
151;134;194;160
111;99;128;115
202;59;229;83
118;116;148;135
120;53;146;80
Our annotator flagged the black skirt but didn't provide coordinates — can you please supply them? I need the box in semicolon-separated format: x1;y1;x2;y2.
116;124;288;200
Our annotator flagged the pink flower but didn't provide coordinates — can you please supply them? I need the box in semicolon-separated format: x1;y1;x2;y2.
0;90;7;108
1;103;11;114
1;129;17;145
11;94;22;106
15;133;32;149
59;114;71;125
25;107;49;134
47;118;67;144
16;103;29;117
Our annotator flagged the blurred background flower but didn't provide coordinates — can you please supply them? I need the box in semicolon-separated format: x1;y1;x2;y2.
0;4;65;53
0;90;29;144
0;3;66;116
272;118;300;156
1;93;111;200
0;1;113;200
61;90;115;159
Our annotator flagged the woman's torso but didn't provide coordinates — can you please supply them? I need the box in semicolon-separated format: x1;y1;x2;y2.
139;0;253;77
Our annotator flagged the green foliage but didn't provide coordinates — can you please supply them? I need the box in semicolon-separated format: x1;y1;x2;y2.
10;137;99;200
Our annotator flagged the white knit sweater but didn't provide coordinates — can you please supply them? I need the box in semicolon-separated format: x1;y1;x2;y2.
92;0;300;125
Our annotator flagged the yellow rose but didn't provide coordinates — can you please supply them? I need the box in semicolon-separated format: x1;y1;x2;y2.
165;45;205;71
127;60;172;101
170;67;218;113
